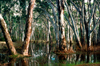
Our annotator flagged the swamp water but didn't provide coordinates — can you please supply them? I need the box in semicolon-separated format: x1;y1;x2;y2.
0;43;100;66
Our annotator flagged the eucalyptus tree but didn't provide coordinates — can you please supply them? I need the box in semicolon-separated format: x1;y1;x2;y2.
34;0;58;42
22;0;36;56
65;0;82;48
56;0;67;51
0;14;17;55
68;0;99;50
0;0;36;55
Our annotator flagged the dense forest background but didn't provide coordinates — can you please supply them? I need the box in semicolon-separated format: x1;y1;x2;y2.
0;0;100;55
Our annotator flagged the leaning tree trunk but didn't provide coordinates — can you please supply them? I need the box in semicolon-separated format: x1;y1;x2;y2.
57;0;67;51
0;14;17;55
22;0;35;56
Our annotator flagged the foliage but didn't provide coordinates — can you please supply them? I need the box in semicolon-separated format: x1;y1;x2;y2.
0;37;5;41
11;36;17;42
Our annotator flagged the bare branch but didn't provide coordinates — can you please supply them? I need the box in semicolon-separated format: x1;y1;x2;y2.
70;0;81;15
89;4;96;24
64;14;73;28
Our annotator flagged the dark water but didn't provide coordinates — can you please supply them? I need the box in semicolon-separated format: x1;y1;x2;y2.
0;43;100;66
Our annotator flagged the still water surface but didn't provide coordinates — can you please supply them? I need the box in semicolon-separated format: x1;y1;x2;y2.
0;43;100;66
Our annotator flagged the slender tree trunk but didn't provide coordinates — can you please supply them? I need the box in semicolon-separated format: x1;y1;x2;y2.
89;25;92;47
86;24;89;50
65;2;82;48
47;19;51;42
22;0;35;56
81;0;86;46
67;24;70;43
47;19;51;53
93;7;97;45
93;30;97;45
57;0;67;51
0;14;17;55
22;31;25;42
80;14;85;46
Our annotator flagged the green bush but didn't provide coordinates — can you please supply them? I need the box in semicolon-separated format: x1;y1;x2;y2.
11;36;17;42
0;37;5;41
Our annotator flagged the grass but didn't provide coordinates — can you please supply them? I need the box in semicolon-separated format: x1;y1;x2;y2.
9;54;18;58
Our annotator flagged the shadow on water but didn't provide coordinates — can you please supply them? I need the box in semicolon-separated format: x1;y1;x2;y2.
0;43;100;66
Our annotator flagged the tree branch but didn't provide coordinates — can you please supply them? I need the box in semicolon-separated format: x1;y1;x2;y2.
64;14;73;28
70;0;81;15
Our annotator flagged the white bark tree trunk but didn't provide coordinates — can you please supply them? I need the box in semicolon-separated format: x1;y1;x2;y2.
22;31;25;42
57;0;67;51
67;25;70;43
65;2;82;48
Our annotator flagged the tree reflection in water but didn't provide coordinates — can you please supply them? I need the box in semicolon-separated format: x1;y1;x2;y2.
0;52;100;66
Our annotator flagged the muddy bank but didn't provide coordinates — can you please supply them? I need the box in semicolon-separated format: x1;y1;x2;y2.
0;41;23;50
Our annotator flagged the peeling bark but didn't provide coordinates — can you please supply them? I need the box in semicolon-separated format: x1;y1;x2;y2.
22;0;35;56
0;14;17;55
57;0;67;51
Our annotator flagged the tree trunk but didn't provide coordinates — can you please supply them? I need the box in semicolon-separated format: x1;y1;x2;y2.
65;1;82;48
97;4;100;43
47;19;51;42
57;0;67;51
93;30;97;45
0;14;17;55
81;0;86;46
47;19;51;53
22;31;25;42
67;24;70;43
22;0;35;56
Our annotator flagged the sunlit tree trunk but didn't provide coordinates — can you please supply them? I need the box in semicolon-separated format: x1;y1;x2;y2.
57;0;67;51
67;24;70;50
46;19;51;53
47;54;51;66
22;31;25;42
22;0;35;56
67;24;70;43
0;14;17;55
70;27;73;44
